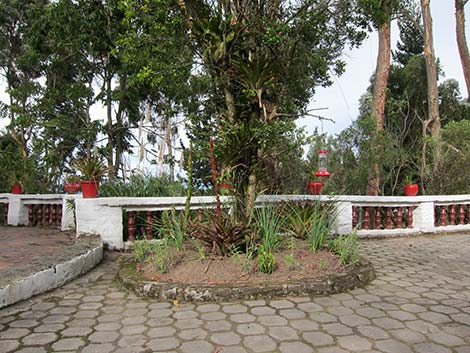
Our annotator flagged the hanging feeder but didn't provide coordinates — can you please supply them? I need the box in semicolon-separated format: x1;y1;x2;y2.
315;149;330;178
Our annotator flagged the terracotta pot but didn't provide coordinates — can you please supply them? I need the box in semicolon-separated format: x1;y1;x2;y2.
81;180;99;198
404;183;419;196
64;182;81;194
11;183;23;194
307;180;323;195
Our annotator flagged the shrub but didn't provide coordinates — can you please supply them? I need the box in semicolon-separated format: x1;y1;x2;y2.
190;210;247;256
328;233;361;266
157;209;186;251
257;246;275;274
131;239;174;273
282;201;334;253
254;204;284;254
100;173;185;197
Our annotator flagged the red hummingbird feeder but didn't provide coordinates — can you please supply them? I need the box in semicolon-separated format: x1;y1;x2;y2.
315;149;330;178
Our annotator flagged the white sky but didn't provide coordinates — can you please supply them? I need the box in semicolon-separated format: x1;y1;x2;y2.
300;1;470;136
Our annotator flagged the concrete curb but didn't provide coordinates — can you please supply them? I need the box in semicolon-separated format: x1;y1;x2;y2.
0;243;103;309
118;259;376;302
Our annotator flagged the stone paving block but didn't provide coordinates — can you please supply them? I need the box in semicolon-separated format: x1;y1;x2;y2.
147;326;176;338
0;339;20;353
117;334;147;347
14;348;46;353
0;328;30;339
21;332;57;345
178;327;208;340
196;303;220;312
389;328;426;343
222;304;248;313
357;325;389;339
33;323;65;333
269;300;295;309
289;319;319;332
321;323;353;336
243;335;277;352
413;342;452;353
302;331;334;346
279;342;314;353
200;312;227;321
428;331;466;346
88;331;119;343
375;339;413;353
337;335;372;351
256;315;288;327
146;337;180;351
205;320;232;332
268;326;298;340
210;331;242;345
236;323;266;335
339;314;371;327
172;310;198;319
279;308;306;319
51;337;85;351
80;343;115;353
146;317;174;327
229;313;256;323
180;340;214;353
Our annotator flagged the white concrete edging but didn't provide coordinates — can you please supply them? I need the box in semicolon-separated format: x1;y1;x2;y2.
0;244;103;309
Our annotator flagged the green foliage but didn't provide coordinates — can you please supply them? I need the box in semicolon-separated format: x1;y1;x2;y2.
158;209;186;251
74;157;108;181
257;246;276;274
328;233;362;266
426;120;470;194
99;174;185;197
131;239;173;273
190;210;247;256
254;205;284;254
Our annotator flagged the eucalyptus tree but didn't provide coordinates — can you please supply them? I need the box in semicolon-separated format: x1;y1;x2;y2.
177;0;367;218
455;0;470;100
359;0;400;195
420;0;441;170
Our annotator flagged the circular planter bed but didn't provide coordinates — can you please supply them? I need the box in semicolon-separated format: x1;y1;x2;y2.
117;247;375;302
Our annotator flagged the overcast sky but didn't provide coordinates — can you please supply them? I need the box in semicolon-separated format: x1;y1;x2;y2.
299;1;470;136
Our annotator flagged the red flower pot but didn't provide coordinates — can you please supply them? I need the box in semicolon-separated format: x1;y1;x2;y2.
11;183;23;194
81;181;99;198
307;180;323;195
404;184;419;196
64;182;81;194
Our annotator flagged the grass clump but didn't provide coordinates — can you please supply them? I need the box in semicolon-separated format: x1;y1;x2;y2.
131;239;174;273
328;232;361;266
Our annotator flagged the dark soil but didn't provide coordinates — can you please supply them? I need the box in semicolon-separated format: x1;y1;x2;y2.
137;239;347;285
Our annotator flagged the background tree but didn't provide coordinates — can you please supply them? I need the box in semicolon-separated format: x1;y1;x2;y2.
420;0;441;171
455;0;470;100
177;0;367;218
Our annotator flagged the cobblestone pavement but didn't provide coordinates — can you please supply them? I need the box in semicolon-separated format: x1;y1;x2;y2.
1;233;470;353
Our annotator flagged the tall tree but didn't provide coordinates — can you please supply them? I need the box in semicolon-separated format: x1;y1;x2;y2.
420;0;441;170
178;0;367;218
455;0;470;100
360;0;399;195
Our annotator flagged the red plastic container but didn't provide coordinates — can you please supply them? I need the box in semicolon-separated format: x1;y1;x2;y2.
307;180;323;195
11;184;23;194
64;182;81;194
404;184;419;196
81;181;99;198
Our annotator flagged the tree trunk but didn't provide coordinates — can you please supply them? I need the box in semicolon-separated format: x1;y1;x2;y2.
165;117;174;182
455;0;470;100
420;0;441;169
105;72;114;175
367;21;391;196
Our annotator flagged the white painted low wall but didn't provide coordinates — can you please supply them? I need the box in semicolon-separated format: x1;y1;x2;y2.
5;193;470;250
0;193;78;230
74;194;470;250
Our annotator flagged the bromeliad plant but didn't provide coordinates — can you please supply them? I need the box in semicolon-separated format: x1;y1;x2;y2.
74;156;108;181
